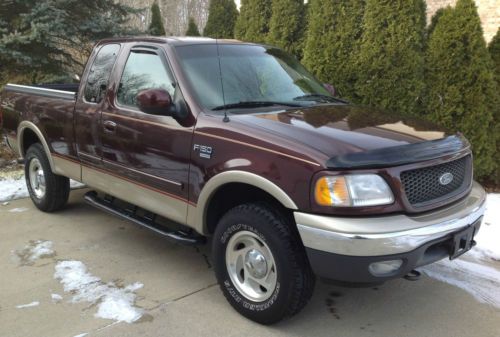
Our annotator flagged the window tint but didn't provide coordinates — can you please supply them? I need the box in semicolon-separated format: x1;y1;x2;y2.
117;51;175;108
84;44;120;103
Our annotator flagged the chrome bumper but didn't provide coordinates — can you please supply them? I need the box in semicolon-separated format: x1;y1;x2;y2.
295;182;486;257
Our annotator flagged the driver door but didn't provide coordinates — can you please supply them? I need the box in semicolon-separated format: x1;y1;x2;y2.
99;45;192;223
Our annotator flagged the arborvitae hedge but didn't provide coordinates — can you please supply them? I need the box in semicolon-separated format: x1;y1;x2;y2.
424;0;498;179
234;0;272;43
267;0;305;58
148;2;165;36
488;28;500;182
302;0;365;100
356;0;426;115
489;28;500;88
186;17;201;36
203;0;238;38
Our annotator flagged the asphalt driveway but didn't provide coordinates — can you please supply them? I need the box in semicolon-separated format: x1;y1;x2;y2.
1;189;499;337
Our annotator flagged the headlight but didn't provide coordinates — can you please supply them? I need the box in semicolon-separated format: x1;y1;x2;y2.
314;174;394;207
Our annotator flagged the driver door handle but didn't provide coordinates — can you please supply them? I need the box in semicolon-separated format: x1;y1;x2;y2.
103;120;117;133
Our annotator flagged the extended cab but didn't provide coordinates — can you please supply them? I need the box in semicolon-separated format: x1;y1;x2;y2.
0;37;485;324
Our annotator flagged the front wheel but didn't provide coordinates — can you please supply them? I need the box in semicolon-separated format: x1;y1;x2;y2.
25;143;69;212
213;203;315;324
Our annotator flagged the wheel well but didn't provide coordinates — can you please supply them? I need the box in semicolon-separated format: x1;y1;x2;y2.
21;128;40;156
205;183;293;235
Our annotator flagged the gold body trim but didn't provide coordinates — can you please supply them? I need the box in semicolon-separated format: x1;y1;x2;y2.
53;155;82;181
17;121;55;171
187;170;298;234
81;164;188;224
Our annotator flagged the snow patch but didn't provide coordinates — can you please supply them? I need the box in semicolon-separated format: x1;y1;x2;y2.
73;334;88;337
0;176;85;202
15;240;55;265
469;193;500;261
8;207;29;213
16;301;40;309
54;260;143;323
51;293;63;302
423;193;500;309
0;177;27;202
423;258;500;308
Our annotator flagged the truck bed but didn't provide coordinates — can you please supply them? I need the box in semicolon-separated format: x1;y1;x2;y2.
4;83;78;101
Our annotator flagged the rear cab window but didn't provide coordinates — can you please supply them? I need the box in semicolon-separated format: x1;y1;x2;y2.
84;44;120;104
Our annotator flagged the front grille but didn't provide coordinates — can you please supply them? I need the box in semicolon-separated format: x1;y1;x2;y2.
400;155;470;207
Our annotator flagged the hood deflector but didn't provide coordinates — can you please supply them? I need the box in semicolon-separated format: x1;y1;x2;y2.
326;134;470;169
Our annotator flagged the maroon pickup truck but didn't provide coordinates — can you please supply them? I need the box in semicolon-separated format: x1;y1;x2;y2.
0;37;485;324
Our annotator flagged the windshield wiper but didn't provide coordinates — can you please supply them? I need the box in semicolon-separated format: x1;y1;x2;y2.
293;94;347;104
212;101;302;111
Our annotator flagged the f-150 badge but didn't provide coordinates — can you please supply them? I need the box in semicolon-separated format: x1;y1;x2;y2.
193;144;213;159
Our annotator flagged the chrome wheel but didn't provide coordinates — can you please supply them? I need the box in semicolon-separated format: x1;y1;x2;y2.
225;230;277;302
28;158;46;199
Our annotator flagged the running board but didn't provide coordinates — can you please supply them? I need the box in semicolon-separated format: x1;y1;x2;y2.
84;191;205;245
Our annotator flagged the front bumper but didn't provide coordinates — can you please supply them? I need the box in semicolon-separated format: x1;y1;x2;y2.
295;182;486;282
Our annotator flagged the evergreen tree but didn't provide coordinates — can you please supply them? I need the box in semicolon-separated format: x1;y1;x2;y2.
203;0;238;39
356;0;426;115
267;0;305;58
234;0;272;43
186;17;201;36
489;28;500;88
0;0;138;83
302;0;365;100
148;2;166;36
424;0;498;179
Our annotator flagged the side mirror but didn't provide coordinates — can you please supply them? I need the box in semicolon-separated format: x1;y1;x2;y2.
137;89;173;115
323;83;337;97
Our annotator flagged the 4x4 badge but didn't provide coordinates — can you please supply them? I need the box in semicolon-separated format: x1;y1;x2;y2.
439;172;454;186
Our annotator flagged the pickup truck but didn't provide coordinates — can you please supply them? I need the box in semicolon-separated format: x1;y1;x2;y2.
0;37;485;324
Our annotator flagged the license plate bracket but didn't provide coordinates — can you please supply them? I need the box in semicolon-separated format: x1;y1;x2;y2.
449;221;480;260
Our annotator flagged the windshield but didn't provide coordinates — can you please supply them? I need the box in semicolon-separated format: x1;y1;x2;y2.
174;44;335;111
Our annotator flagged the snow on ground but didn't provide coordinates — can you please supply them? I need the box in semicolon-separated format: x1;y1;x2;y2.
54;260;144;323
51;293;63;303
15;301;40;309
0;176;85;202
14;240;55;266
8;207;29;213
422;193;500;309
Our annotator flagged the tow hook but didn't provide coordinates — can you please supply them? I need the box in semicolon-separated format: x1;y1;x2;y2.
404;269;421;281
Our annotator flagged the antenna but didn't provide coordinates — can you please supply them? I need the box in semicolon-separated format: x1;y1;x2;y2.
216;39;230;123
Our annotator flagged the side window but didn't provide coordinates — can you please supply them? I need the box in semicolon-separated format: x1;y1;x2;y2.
117;51;175;108
84;44;120;103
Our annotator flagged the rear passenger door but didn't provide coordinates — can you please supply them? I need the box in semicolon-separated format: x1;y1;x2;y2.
75;43;121;166
99;44;193;224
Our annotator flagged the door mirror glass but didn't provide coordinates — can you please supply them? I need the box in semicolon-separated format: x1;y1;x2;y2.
137;89;172;115
323;83;337;97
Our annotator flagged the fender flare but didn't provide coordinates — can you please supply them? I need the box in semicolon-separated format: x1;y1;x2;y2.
17;121;55;172
187;170;298;235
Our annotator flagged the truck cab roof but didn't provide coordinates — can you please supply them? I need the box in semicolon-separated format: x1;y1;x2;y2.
96;36;256;47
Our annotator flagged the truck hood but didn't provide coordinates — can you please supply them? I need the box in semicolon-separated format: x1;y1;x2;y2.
230;104;456;164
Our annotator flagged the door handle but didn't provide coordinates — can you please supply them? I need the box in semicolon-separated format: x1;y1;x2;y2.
103;120;117;133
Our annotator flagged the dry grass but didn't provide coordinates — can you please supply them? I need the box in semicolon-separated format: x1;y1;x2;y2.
0;138;22;174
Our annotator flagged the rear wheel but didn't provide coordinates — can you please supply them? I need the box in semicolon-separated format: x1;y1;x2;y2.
213;203;315;324
25;143;69;212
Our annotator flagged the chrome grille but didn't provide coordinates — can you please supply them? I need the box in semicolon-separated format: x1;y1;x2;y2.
401;156;470;207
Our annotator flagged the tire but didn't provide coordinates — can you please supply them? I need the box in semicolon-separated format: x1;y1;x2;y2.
25;143;69;212
213;202;315;324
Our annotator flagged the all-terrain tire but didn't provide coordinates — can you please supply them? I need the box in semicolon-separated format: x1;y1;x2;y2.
213;202;315;324
25;143;69;212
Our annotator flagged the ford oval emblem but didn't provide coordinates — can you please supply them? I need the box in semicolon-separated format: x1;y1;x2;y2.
439;172;454;186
